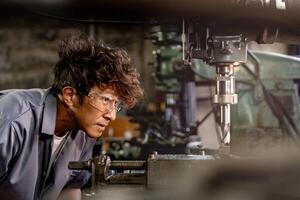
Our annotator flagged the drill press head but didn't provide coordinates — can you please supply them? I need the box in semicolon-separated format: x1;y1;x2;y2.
183;23;247;149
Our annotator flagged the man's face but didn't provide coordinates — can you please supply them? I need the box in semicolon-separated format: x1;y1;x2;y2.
71;86;119;138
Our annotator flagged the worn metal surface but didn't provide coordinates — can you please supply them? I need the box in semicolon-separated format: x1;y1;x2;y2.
147;154;214;189
108;173;146;184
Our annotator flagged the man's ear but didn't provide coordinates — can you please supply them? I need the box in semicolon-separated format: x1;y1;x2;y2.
59;86;77;106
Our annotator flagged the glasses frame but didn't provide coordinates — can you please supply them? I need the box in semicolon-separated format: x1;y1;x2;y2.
87;92;123;113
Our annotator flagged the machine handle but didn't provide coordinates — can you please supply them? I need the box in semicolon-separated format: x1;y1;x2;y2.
68;160;92;171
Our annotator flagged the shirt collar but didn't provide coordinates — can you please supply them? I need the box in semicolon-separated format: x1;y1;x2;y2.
41;89;57;135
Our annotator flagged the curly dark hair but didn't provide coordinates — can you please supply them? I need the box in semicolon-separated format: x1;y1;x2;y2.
51;35;144;108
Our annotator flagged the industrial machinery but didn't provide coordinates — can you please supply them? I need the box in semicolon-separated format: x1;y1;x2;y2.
232;51;300;154
73;48;300;198
13;0;300;197
137;30;300;156
70;152;300;200
85;1;300;164
181;23;247;151
68;153;214;199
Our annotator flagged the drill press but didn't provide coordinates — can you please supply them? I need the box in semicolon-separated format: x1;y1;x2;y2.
184;24;247;152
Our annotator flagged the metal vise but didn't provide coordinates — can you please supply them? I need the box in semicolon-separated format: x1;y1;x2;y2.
68;153;214;194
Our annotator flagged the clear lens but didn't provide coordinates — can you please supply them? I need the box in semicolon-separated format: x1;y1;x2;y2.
88;93;122;113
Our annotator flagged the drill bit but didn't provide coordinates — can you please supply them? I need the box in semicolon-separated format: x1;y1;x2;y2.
220;104;231;144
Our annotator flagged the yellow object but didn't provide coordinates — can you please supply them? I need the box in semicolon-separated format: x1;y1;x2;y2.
102;116;140;139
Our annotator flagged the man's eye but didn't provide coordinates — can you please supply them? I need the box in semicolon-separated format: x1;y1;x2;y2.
100;96;110;103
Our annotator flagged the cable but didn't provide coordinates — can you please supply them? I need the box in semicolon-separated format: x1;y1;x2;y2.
31;10;151;25
13;2;158;25
241;50;300;145
195;106;216;128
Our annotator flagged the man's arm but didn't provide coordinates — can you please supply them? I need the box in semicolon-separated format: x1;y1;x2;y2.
60;135;95;198
0;122;20;181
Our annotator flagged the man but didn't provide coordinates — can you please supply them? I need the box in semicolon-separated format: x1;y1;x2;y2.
0;35;143;200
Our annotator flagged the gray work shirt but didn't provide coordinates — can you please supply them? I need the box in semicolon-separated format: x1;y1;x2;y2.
0;88;96;200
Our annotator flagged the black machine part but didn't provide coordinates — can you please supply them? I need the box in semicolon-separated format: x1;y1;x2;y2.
69;155;147;186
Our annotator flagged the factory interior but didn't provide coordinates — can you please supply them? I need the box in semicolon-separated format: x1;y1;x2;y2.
2;0;300;199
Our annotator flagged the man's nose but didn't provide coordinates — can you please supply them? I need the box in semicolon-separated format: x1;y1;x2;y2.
103;108;117;121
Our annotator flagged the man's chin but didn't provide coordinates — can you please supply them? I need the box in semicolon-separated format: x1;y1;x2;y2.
85;130;103;139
